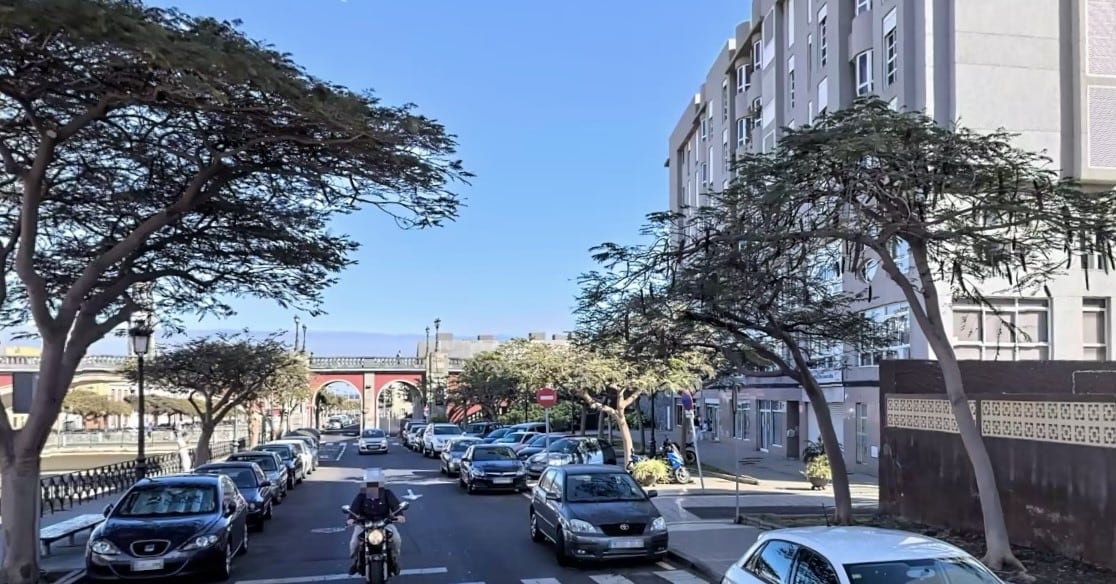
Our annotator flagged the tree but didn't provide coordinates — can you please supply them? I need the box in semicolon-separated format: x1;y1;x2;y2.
453;350;518;419
121;332;304;463
724;98;1116;570
62;390;111;421
0;1;470;579
263;353;311;436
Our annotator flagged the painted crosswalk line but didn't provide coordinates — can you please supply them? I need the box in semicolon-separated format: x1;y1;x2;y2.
236;568;708;584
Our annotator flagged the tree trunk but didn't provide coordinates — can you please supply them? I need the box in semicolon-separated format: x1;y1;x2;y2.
194;424;215;466
595;412;604;439
0;449;45;584
637;405;646;454
246;408;262;448
613;413;634;468
800;378;854;524
579;408;587;436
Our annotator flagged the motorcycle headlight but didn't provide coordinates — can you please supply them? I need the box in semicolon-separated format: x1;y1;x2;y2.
90;540;121;555
365;529;385;545
651;517;667;532
181;534;220;551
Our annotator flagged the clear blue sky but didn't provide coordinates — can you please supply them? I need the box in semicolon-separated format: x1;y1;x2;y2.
154;0;746;337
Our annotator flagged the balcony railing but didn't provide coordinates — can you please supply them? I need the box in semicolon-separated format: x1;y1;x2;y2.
0;354;466;372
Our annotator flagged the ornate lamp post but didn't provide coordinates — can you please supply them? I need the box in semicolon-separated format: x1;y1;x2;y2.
128;312;154;480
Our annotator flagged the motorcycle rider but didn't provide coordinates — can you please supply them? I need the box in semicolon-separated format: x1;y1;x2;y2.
347;468;406;575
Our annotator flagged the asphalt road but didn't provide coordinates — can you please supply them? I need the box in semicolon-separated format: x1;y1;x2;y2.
227;435;710;584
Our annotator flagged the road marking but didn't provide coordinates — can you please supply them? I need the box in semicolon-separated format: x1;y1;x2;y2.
399;567;448;575
521;579;562;584
309;526;347;534
234;575;355;584
336;444;347;460
402;488;423;501
655;570;710;583
588;575;635;584
656;561;677;570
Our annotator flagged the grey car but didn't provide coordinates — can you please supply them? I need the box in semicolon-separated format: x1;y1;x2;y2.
440;437;482;476
526;437;617;479
226;450;288;503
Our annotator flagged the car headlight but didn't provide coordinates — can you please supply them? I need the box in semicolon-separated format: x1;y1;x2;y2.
181;535;220;551
470;467;485;476
90;540;121;555
365;529;385;545
651;517;667;532
249;502;259;510
566;519;600;534
515;466;527;475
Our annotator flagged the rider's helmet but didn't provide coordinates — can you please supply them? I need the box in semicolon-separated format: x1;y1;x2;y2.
363;468;384;487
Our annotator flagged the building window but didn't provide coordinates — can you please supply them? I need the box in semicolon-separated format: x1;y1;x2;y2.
758;400;786;450
818;14;828;67
855;0;872;15
700;117;708;141
722;129;730;172
1084;298;1108;361
701;161;709;184
788;57;796;110
854;50;874;96
952;298;1051;360
737;65;750;93
736;118;746;148
721;79;730;121
787;0;796;45
855;403;869;464
753;40;762;72
884;25;897;85
735;399;751;439
859;302;912;366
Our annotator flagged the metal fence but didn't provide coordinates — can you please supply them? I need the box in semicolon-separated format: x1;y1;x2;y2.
0;440;238;515
42;429;236;453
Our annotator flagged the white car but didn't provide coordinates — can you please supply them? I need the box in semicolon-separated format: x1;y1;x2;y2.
358;428;389;454
269;439;317;473
721;526;1005;584
421;423;464;457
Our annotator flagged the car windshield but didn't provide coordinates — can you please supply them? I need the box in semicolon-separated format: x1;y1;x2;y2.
545;439;578;454
844;558;1003;584
528;434;558;447
451;440;480;452
473;447;517;461
484;428;509;440
115;485;218;517
464;423;489;434
198;467;258;488
434;426;463;435
565;472;645;502
411;426;426;435
363;429;385;438
259;446;292;460
231;455;276;471
497;432;525;443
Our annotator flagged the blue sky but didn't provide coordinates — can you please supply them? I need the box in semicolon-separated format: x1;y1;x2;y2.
151;0;746;338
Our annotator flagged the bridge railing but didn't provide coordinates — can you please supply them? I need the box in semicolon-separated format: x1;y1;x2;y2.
0;354;466;371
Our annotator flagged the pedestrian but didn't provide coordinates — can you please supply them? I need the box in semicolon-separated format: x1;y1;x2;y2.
694;415;705;441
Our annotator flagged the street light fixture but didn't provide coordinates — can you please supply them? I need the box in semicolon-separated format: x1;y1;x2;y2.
128;312;154;481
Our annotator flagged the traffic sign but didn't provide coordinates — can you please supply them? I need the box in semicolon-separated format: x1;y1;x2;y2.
680;390;694;411
536;387;557;408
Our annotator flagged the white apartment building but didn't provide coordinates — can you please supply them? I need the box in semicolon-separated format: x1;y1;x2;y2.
664;0;1116;475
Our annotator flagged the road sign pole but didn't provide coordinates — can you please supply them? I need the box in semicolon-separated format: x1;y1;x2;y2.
686;409;706;490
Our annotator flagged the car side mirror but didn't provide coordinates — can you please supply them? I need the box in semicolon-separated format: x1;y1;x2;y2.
545;491;560;501
103;504;113;516
224;501;238;516
260;481;272;487
646;489;659;499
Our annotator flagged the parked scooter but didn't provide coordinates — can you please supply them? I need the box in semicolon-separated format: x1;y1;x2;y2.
659;439;693;484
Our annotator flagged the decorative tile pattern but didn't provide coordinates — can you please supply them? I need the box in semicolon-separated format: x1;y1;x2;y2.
885;397;977;433
981;399;1116;447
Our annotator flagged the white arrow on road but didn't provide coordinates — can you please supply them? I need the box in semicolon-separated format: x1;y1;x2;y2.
402;489;423;501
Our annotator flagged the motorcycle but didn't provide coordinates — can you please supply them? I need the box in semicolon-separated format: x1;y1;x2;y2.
626;450;692;484
341;501;410;584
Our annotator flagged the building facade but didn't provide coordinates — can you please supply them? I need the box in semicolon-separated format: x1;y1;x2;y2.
665;0;1116;474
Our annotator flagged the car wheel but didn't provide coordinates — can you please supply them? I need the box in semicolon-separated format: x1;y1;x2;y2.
554;527;572;566
466;480;476;495
529;511;544;543
214;539;233;580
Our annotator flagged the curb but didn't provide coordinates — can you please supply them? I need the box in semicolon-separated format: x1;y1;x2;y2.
697;469;760;486
667;548;722;582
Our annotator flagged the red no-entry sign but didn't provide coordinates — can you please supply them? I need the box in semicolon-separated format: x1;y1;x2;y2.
536;387;557;408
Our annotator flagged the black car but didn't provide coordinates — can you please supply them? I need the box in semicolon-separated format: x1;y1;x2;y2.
458;444;528;493
461;421;501;437
257;442;305;487
528;465;667;565
85;474;248;580
516;433;567;460
194;462;275;529
226;450;288;503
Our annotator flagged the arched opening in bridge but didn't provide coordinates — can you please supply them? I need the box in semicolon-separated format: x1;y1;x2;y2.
376;381;422;434
315;380;362;429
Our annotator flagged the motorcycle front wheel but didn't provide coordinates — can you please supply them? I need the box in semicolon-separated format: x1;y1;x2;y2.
365;558;387;584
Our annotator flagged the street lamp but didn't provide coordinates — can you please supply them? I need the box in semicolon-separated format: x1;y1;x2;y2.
433;318;441;352
128;312;154;481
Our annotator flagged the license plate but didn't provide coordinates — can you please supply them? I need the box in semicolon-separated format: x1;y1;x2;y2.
131;559;164;571
610;538;644;549
492;477;512;485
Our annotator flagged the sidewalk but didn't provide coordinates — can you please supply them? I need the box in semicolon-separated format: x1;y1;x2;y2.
0;496;111;579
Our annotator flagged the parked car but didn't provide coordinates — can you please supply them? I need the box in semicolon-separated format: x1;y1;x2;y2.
404;424;427;450
271;438;316;472
256;442;306;487
480;427;514;443
458;444;529;494
525;437;617;478
507;421;549;433
280;433;320;469
440;437;482;475
720;526;1007;584
461;421;501;437
225;450;288;503
289;428;321;447
528;465;667;565
516;433;567;459
358;428;389;454
85;474;248;580
194;462;276;529
421;423;464;457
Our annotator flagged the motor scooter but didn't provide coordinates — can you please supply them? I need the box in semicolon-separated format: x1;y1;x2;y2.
341;501;410;584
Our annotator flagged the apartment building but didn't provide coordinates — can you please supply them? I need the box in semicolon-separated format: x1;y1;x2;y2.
663;0;1116;475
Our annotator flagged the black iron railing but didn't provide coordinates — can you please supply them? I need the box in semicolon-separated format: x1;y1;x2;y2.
0;441;236;515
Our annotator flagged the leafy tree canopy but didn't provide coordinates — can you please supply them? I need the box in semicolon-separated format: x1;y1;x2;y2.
62;389;130;418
